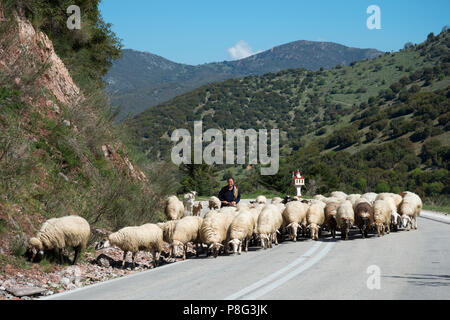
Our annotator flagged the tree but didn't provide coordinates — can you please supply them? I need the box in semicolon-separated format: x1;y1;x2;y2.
376;181;390;193
404;42;414;49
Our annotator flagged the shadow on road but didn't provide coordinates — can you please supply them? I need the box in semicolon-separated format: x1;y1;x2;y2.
383;273;450;287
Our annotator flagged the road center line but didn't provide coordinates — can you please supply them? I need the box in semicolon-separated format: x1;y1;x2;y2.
243;242;335;300
224;241;323;300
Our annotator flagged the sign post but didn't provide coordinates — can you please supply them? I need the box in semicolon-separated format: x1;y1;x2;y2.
292;170;305;197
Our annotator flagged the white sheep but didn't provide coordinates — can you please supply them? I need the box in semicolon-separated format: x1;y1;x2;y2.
271;197;284;204
256;204;281;249
192;202;203;217
307;201;326;240
228;211;255;255
95;223;163;268
375;194;399;228
322;196;344;205
156;220;179;257
399;191;422;230
361;192;378;204
171;216;204;260
272;203;285;244
200;211;234;257
183;191;197;216
165;195;185;220
255;195;267;205
336;201;355;240
236;201;250;211
282;201;309;241
330;191;347;201
208;196;221;210
346;194;361;210
28;215;90;265
373;200;392;237
313;194;327;201
219;206;238;215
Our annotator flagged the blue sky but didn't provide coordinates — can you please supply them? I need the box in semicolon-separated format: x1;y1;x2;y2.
99;0;449;65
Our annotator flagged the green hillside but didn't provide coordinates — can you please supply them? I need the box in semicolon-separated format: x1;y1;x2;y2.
127;30;450;201
0;0;177;270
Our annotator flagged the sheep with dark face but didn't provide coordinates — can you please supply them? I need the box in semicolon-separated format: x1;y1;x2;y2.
28;215;90;265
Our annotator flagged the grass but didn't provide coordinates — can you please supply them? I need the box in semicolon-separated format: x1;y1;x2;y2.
423;204;450;214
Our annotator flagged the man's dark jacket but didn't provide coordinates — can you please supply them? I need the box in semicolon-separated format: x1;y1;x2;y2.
218;185;241;205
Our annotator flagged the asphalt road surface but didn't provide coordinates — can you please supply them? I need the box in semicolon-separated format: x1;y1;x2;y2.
45;204;450;300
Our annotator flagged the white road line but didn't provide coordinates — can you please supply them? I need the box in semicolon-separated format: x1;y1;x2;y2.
243;242;335;300
420;211;450;225
224;241;323;300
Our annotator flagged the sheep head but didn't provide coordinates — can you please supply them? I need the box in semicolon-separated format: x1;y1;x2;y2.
401;215;412;228
286;222;300;241
375;222;385;236
228;239;241;254
257;234;270;249
27;237;44;262
209;243;223;258
95;239;111;250
171;240;183;257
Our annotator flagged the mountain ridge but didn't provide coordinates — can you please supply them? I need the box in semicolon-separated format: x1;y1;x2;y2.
106;40;384;119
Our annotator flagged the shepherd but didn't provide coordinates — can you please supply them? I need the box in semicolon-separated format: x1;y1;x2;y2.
218;177;241;207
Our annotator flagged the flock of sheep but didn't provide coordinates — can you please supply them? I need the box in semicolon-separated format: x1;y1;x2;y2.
25;190;423;270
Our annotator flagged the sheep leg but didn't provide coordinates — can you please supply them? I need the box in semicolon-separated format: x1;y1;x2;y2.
131;252;136;269
183;244;187;260
386;224;390;234
122;251;128;269
245;238;249;253
195;243;200;257
55;248;63;264
72;246;81;265
154;251;161;268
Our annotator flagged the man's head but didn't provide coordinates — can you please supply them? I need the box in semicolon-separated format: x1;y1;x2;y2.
227;177;234;188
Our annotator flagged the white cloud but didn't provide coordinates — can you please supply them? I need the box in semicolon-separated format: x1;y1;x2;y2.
227;40;258;60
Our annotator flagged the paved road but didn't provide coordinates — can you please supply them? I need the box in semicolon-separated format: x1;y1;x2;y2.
45;208;450;300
